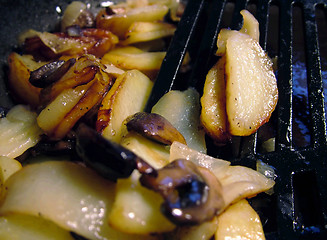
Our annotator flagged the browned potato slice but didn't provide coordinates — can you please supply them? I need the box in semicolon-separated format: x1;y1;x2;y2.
108;171;176;234
168;217;219;240
215;199;265;240
37;83;90;135
96;70;153;143
120;22;175;45
96;5;169;38
0;105;43;158
152;88;207;153
102;46;166;71
121;132;170;169
225;31;278;136
200;56;231;144
0;156;22;183
52;78;110;139
102;64;125;78
239;9;260;42
7;53;46;107
0;214;75;240
125;112;186;145
0;160;159;240
40;55;106;104
218;165;275;206
0;156;22;199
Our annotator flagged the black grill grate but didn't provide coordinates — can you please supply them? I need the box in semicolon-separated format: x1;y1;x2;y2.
145;0;327;239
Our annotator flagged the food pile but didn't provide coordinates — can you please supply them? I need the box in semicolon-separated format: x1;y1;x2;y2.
0;1;278;239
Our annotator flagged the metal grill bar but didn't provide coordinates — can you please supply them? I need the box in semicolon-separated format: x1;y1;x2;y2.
144;0;206;112
277;0;294;150
302;2;327;147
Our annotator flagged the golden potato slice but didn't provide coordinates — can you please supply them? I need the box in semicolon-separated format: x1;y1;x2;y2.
0;160;159;240
0;156;22;183
121;132;170;169
120;21;175;45
0;105;42;158
96;4;169;38
218;165;275;206
52;79;110;139
169;141;230;176
168;217;219;240
0;156;22;202
0;214;74;240
37;82;91;136
97;70;153;143
225;31;278;136
108;171;176;234
102;46;166;71
152;88;207;153
200;56;231;144
239;9;260;42
40;55;107;104
215;199;265;240
7;53;46;107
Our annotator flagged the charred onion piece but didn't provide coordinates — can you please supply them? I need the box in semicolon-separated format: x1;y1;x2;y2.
76;124;156;181
140;159;225;225
125;112;186;145
23;28;118;59
29;58;76;88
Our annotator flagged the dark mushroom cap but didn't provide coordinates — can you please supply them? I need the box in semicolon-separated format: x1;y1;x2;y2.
140;159;225;225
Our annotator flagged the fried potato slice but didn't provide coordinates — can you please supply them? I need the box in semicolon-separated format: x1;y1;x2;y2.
102;46;166;71
0;105;42;158
167;217;219;240
0;214;75;240
121;132;170;169
97;70;153;143
108;171;176;234
200;56;231;144
0;161;160;240
0;156;22;184
96;4;169;38
37;55;112;139
120;21;175;45
224;31;278;136
152;88;207;153
7;53;46;107
37;83;90;135
204;10;278;138
239;9;260;42
215;199;265;240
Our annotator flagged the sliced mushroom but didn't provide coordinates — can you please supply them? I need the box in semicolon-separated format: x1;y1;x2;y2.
75;123;156;181
140;159;225;225
125;112;186;145
29;58;76;88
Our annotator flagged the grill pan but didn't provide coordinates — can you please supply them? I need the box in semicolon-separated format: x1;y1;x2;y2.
146;0;327;239
0;0;327;239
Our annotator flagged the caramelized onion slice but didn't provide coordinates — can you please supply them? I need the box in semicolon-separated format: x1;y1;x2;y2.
125;112;186;145
140;159;225;225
